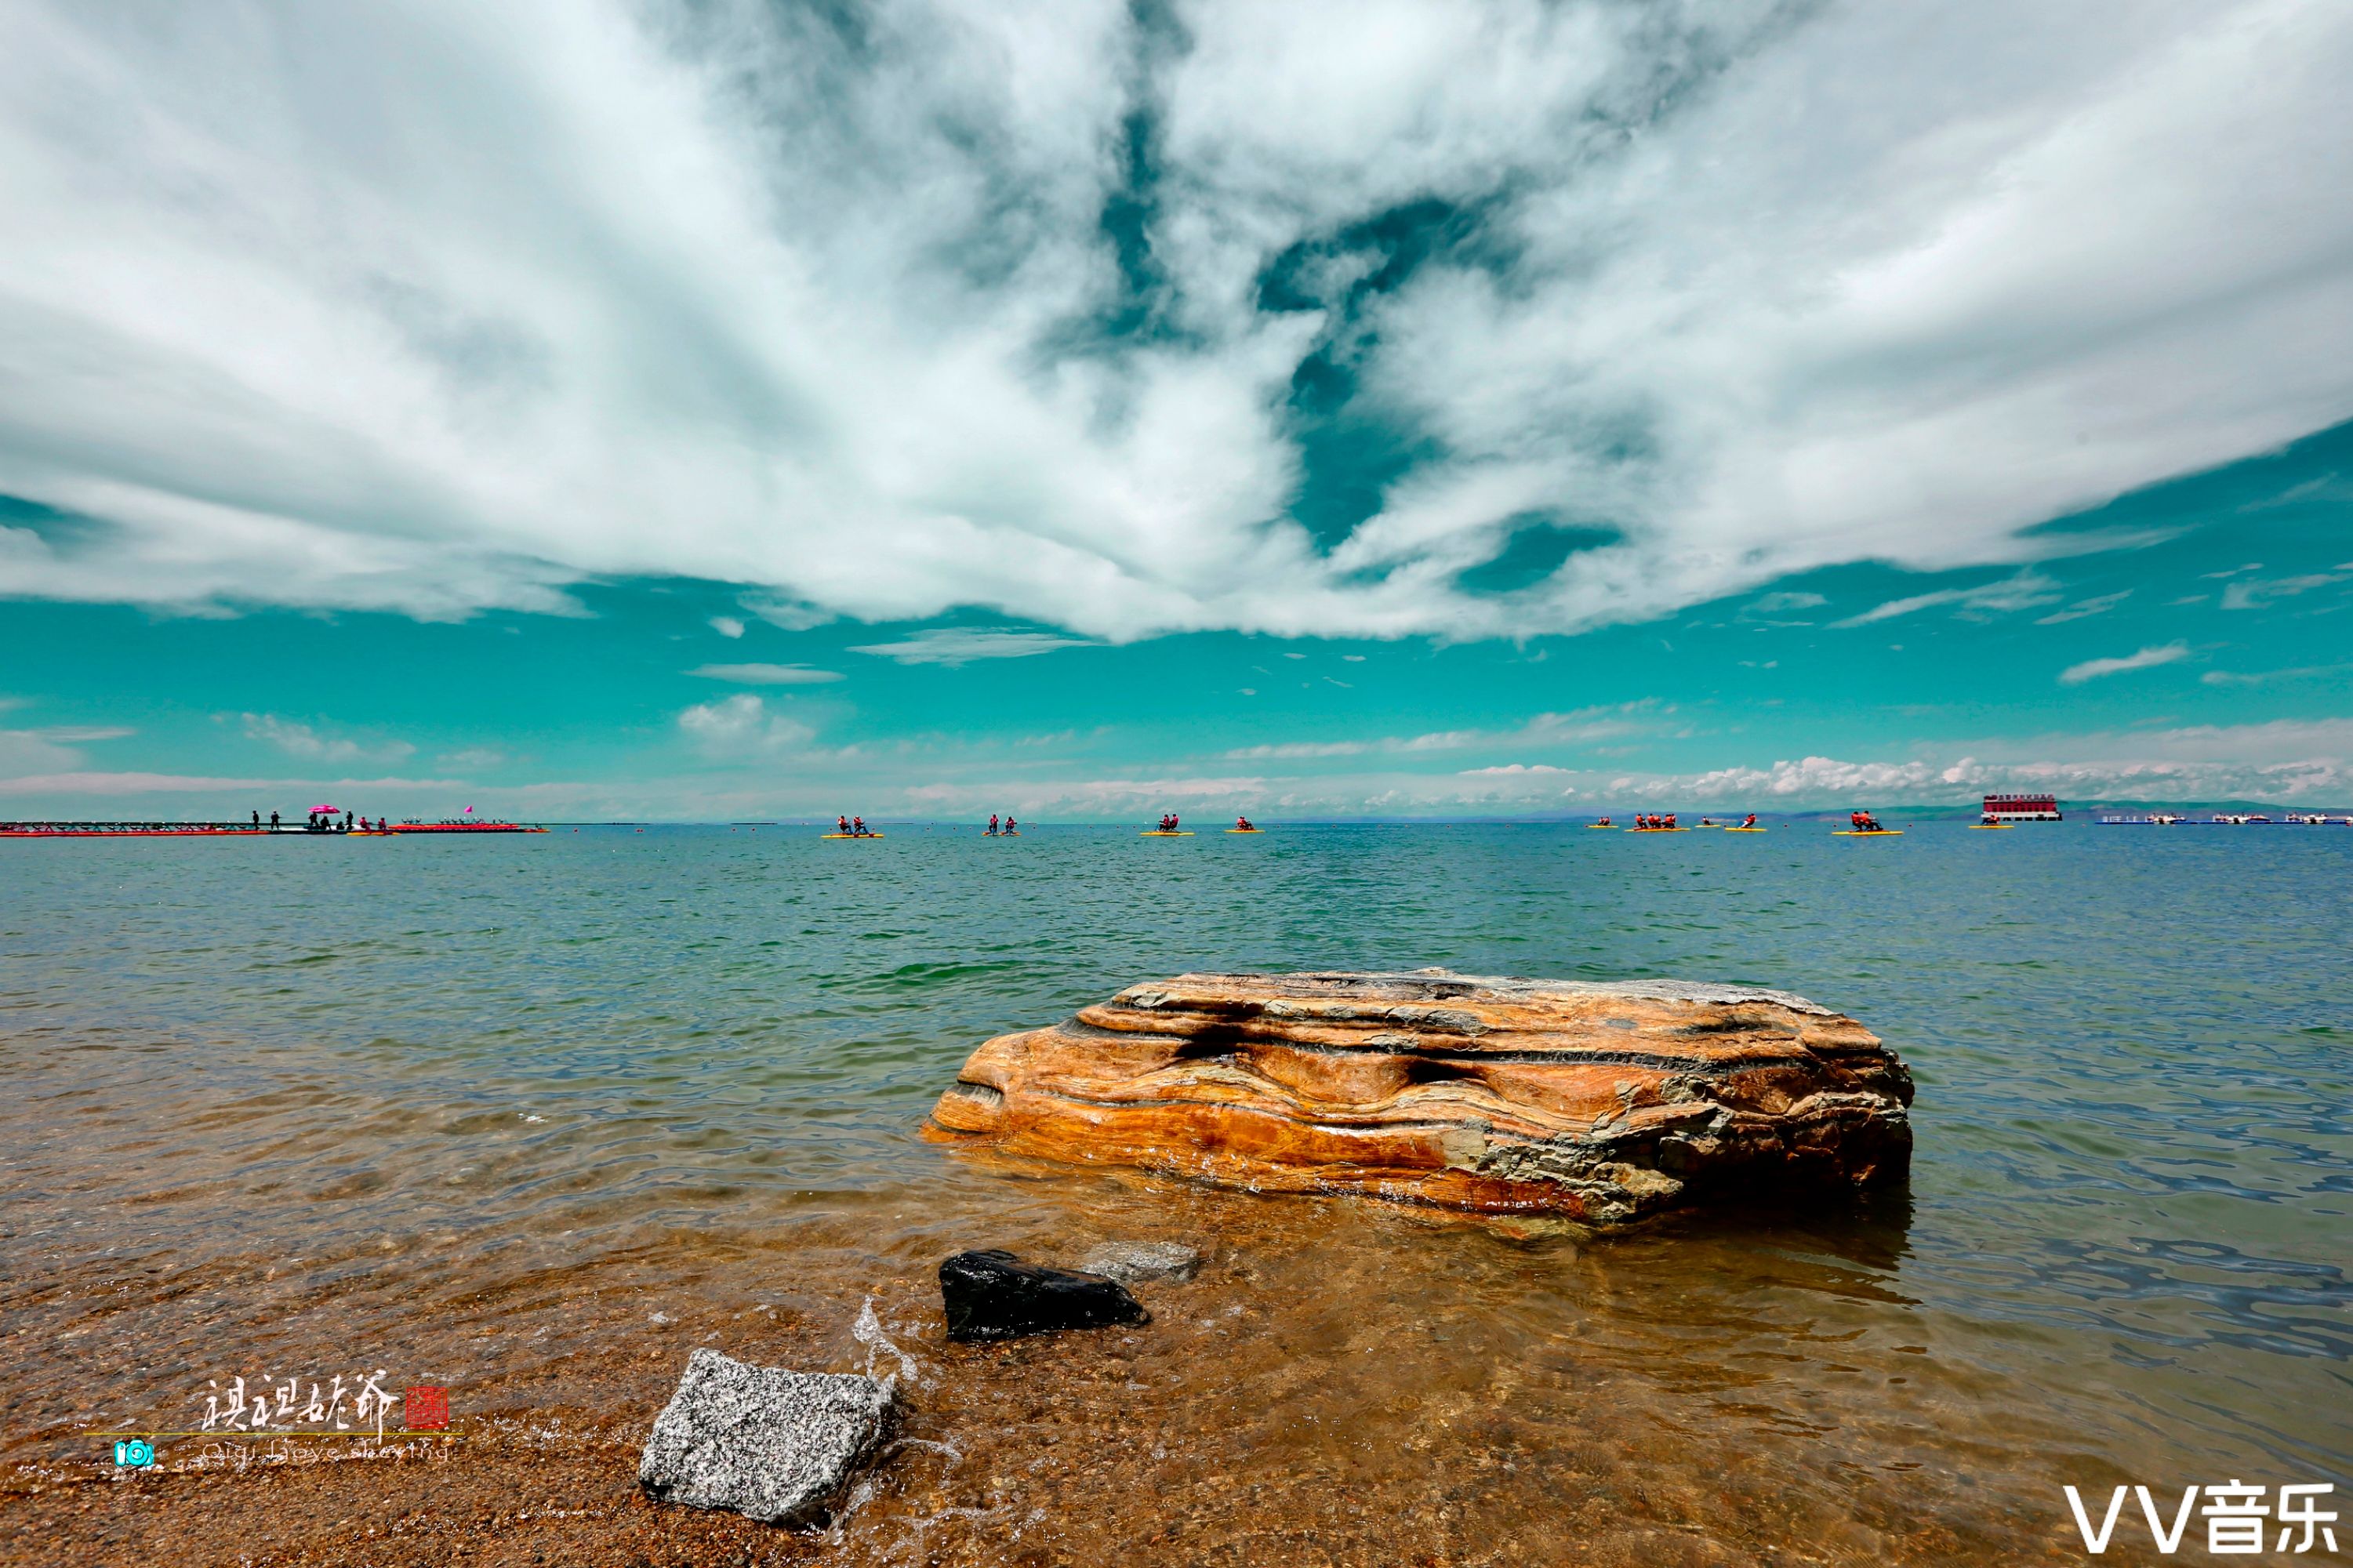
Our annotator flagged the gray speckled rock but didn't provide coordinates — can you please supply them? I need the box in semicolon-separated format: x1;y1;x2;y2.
637;1348;894;1527
1077;1240;1202;1284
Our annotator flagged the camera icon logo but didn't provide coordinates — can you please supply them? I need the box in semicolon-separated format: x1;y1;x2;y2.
113;1439;154;1468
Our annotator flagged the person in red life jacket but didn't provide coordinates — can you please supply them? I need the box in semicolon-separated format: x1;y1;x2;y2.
837;815;850;834
988;813;1000;836
1740;814;1757;829
852;815;870;836
1004;815;1018;833
1665;813;1678;829
1235;815;1254;830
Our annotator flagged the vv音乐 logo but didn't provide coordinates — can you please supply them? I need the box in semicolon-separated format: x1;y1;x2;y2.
2065;1483;2339;1555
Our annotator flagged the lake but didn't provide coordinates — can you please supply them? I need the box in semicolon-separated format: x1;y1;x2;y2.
3;821;2347;1564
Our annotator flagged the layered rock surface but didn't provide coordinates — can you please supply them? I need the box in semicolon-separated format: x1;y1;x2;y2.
924;970;1913;1226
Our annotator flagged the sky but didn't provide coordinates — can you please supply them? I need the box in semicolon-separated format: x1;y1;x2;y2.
2;0;2351;821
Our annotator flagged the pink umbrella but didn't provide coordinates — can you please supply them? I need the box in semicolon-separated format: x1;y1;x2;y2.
310;804;339;812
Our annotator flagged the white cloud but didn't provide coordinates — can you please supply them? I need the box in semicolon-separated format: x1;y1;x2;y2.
1834;571;2062;628
0;2;2348;641
0;770;281;797
709;615;745;639
689;662;844;685
2201;662;2347;686
241;713;416;764
0;728;85;778
2058;641;2190;684
2219;570;2351;610
1746;591;1828;615
676;693;815;754
2034;590;2133;624
822;714;2353;817
902;775;1269;815
1218;702;1660;765
1222;740;1368;760
0;771;468;798
741;596;836;633
24;724;134;743
847;629;1095;666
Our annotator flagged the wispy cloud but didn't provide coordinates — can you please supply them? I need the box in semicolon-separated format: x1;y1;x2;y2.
1222;741;1370;760
0;771;467;797
0;771;281;797
676;694;815;755
689;662;844;685
241;713;415;764
2219;570;2351;610
2200;662;2349;687
1743;590;1828;619
1222;702;1662;764
708;616;745;639
24;724;135;743
2035;590;2133;624
740;596;835;633
848;630;1096;666
2059;642;2191;684
1835;572;2062;628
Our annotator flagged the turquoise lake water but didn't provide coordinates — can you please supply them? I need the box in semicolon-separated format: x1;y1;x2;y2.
3;820;2348;1560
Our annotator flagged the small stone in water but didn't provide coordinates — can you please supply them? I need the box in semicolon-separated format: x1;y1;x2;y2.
1077;1240;1202;1284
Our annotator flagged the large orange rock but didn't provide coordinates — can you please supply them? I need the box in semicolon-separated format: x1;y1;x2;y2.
924;970;1913;1226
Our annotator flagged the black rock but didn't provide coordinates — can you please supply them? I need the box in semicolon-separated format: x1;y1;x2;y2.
939;1249;1149;1343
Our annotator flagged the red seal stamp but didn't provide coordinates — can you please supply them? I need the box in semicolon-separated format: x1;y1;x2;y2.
402;1386;449;1431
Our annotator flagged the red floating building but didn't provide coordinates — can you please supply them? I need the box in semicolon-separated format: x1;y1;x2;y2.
1982;793;2061;822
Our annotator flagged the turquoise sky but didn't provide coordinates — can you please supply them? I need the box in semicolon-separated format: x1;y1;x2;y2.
6;422;2348;820
2;4;2351;819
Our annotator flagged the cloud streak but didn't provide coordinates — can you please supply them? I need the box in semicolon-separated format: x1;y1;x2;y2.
241;713;416;764
848;629;1096;666
2058;642;2190;684
689;662;844;685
